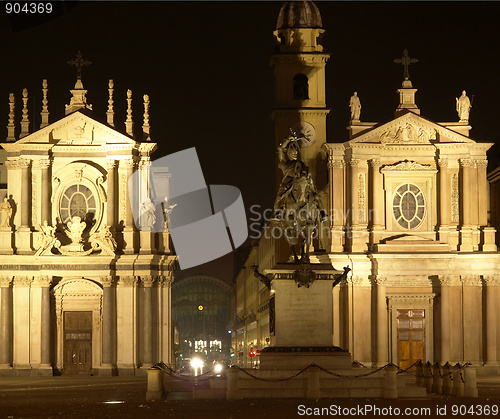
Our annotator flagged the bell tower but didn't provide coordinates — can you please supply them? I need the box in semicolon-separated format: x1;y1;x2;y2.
271;0;330;188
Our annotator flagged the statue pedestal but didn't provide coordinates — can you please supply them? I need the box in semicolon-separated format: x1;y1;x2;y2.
260;264;351;370
15;228;32;254
0;228;13;254
139;230;156;254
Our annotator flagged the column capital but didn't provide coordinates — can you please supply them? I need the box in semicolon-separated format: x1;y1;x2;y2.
141;275;156;287
105;159;118;170
33;275;52;287
17;158;31;169
0;276;13;287
34;159;51;170
100;276;115;287
348;158;360;168
327;158;345;169
116;275;138;287
119;159;136;170
475;159;488;169
158;275;174;286
13;276;33;287
483;275;500;286
461;275;482;286
370;275;387;286
369;158;382;168
438;275;458;286
5;159;18;170
438;158;448;168
459;158;473;168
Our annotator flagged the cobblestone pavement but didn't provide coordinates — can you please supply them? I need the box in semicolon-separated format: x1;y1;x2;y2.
0;375;499;418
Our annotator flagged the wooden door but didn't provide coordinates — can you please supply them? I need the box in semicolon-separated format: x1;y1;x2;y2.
64;311;92;374
397;309;425;370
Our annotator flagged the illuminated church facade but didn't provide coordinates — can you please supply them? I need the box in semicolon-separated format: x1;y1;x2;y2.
234;1;500;373
0;69;176;376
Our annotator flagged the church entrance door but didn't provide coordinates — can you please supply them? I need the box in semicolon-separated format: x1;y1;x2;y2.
397;309;425;369
64;311;92;374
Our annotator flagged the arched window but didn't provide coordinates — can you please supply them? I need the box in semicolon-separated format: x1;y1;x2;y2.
293;74;309;100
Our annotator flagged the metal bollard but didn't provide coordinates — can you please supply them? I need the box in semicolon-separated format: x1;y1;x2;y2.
306;366;321;400
423;361;433;393
452;364;464;397
415;360;423;386
383;365;398;399
146;367;164;401
442;362;453;395
463;365;478;398
226;366;240;400
432;362;443;394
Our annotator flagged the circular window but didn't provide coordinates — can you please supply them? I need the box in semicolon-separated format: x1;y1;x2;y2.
393;184;425;229
60;184;96;224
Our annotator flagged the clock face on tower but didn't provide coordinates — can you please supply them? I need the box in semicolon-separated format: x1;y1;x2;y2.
291;121;316;148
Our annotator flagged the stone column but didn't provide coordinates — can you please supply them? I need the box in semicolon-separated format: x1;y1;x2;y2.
39;159;51;225
349;159;359;228
476;159;488;226
375;276;388;366
120;159;136;253
159;275;174;364
328;158;345;252
19;158;31;228
369;159;383;250
101;277;115;372
439;276;451;362
484;276;498;366
116;276;138;373
459;158;473;251
142;276;155;368
438;158;450;225
38;276;52;369
0;277;12;368
106;160;117;229
332;283;340;347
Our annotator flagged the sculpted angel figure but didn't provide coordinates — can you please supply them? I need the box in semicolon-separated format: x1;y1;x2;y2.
91;225;117;255
35;220;61;256
140;197;157;229
0;198;12;228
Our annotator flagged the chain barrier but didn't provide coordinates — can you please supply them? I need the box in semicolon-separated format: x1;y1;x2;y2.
155;362;222;383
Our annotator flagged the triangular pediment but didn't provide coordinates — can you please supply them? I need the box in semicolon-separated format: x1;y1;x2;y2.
11;111;137;147
348;112;475;145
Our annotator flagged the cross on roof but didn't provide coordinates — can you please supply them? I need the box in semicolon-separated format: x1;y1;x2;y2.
394;49;418;81
68;51;92;80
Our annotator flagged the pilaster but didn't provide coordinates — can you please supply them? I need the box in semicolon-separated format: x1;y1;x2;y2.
328;158;345;252
0;277;13;370
483;275;499;366
459;158;473;252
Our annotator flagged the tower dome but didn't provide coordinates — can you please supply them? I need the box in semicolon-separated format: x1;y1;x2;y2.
276;1;323;30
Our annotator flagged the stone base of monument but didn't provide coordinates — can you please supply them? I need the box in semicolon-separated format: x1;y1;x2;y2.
258;346;351;370
190;264;426;400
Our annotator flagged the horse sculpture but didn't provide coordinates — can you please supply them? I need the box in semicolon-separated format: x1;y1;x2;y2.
275;165;325;264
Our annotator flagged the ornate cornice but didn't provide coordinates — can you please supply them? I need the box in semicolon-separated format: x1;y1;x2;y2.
381;160;437;172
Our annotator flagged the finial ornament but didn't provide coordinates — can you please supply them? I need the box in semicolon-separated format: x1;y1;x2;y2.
142;94;150;139
67;50;92;81
125;89;134;137
107;79;115;127
394;49;418;81
40;79;49;128
7;93;15;141
20;88;29;138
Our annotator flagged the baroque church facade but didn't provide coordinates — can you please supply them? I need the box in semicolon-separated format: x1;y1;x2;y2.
0;67;176;375
234;1;500;373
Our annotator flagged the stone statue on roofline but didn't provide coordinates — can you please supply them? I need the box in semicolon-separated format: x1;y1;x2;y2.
349;92;361;121
456;90;472;122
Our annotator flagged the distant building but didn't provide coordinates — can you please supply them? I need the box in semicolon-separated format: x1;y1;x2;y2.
234;0;500;373
172;275;231;365
0;68;176;375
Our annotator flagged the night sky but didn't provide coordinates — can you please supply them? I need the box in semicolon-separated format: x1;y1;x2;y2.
1;1;500;280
